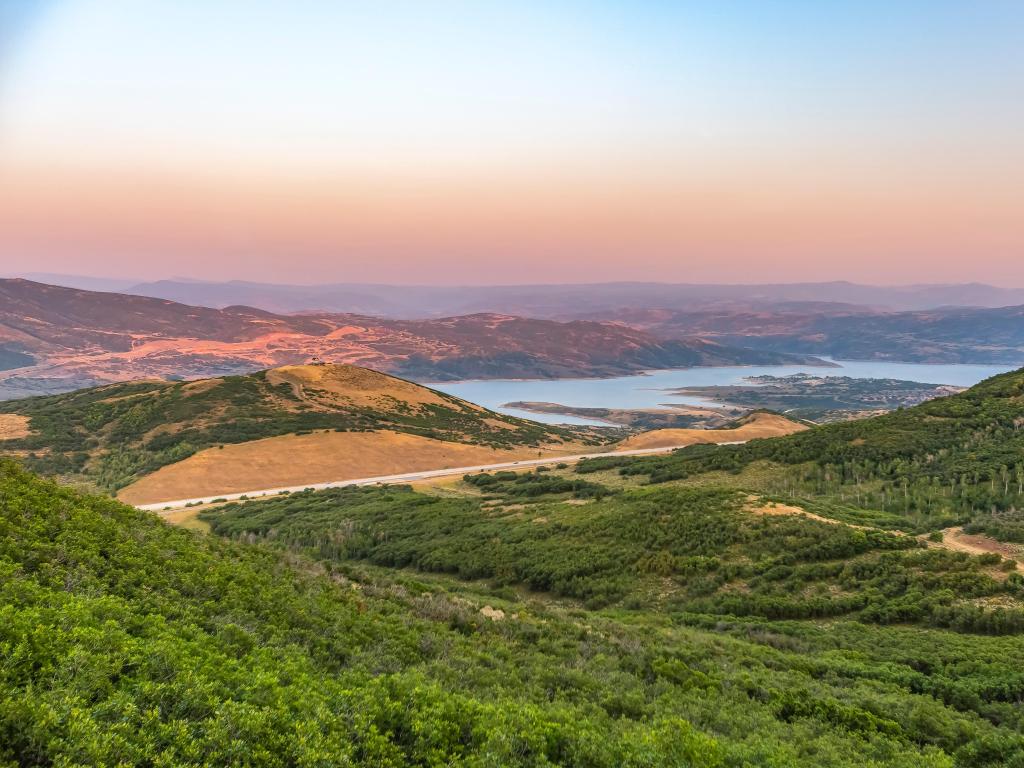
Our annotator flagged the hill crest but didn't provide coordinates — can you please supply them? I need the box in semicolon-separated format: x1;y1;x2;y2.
264;363;458;410
0;363;601;494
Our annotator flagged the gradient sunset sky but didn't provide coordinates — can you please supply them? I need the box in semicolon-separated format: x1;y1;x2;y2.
1;1;1022;285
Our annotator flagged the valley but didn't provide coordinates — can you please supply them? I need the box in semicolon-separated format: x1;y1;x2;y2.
4;347;1024;766
0;362;608;495
0;359;813;509
2;279;1024;766
6;2;1023;761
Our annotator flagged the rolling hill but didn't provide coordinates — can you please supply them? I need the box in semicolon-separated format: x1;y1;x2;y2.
614;411;808;450
0;363;609;497
0;278;826;399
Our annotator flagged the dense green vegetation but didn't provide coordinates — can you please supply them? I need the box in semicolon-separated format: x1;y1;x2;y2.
462;469;613;499
0;368;594;492
6;458;1024;766
6;369;1024;765
582;368;1024;537
0;459;724;766
205;480;1024;630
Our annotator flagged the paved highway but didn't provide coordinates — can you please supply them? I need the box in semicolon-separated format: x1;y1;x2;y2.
137;441;747;512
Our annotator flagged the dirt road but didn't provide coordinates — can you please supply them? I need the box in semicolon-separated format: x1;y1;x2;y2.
135;441;745;511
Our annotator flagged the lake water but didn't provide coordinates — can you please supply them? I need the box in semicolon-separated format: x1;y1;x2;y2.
432;360;1018;426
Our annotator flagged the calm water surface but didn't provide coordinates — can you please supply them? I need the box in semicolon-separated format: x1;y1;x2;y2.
432;360;1017;426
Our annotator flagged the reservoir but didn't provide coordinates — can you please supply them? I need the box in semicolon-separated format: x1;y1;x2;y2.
431;359;1018;425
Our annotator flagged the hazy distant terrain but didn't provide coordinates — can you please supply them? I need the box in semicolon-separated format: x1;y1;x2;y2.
670;374;966;422
0;279;823;398
109;278;1024;316
607;306;1024;364
4;278;1023;399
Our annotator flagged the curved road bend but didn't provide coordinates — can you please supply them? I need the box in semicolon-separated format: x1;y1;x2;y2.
137;441;747;512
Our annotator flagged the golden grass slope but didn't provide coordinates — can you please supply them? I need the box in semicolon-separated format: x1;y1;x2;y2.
0;414;31;441
118;430;592;506
615;411;807;450
266;364;458;410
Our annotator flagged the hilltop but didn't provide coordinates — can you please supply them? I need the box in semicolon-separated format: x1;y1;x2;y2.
0;363;606;497
0;278;826;399
615;411;808;450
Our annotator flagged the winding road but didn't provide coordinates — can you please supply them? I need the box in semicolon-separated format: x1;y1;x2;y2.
137;441;746;512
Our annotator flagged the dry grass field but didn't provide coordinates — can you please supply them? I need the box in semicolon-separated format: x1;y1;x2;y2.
118;429;594;505
266;364;461;410
0;414;31;441
615;411;807;450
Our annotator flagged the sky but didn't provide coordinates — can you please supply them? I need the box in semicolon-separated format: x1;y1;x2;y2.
0;1;1022;286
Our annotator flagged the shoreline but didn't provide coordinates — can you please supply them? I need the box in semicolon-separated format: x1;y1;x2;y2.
422;359;842;387
426;358;1017;388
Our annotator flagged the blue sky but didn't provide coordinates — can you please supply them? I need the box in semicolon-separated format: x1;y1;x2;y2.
1;1;1021;284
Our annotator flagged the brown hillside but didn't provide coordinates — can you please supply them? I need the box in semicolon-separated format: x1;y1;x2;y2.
1;362;594;494
616;412;807;450
0;414;30;441
265;364;457;410
117;430;591;506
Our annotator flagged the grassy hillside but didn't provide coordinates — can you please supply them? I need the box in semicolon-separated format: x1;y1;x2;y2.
5;460;1024;766
6;363;1024;765
578;368;1024;538
0;364;602;493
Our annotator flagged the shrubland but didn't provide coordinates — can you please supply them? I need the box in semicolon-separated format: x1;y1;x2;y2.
5;368;1024;766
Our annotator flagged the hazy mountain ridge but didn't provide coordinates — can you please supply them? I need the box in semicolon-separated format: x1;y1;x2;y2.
114;278;1024;316
607;305;1024;364
0;279;826;399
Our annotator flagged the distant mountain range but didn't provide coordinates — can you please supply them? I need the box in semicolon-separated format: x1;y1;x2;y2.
3;278;1021;400
0;279;824;399
599;305;1024;364
12;274;1024;316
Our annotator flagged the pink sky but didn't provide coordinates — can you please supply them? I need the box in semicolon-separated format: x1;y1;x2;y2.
1;2;1022;286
